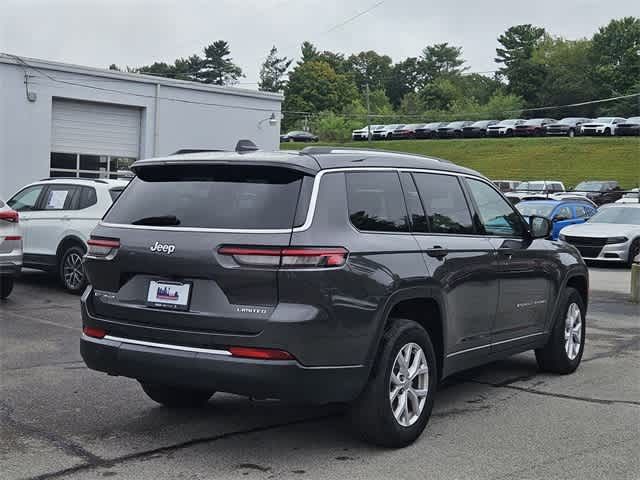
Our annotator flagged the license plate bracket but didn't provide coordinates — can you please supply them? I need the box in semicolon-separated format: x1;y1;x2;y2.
146;280;192;311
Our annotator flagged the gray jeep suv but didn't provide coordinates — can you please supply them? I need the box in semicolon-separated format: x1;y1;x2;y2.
80;146;588;447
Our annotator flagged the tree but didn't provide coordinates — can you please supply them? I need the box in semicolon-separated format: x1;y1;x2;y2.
385;57;421;108
591;17;640;96
419;43;466;85
454;73;503;105
282;60;358;129
198;40;244;85
495;24;547;105
346;50;393;92
259;46;292;92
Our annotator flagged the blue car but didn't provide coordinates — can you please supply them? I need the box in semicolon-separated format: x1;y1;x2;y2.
516;200;597;240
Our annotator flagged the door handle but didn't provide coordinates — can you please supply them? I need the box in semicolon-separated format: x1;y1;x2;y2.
427;246;449;259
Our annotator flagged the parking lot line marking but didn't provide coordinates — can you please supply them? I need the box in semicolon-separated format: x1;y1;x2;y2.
3;311;78;331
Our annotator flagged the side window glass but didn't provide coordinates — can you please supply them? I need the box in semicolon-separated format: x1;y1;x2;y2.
43;185;76;210
78;187;98;209
554;206;572;220
466;178;525;236
346;172;409;232
413;173;474;235
7;185;44;211
574;206;587;218
399;172;428;232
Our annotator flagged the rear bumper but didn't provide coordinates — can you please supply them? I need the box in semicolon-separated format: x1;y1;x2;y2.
0;254;22;276
81;334;366;404
80;288;369;403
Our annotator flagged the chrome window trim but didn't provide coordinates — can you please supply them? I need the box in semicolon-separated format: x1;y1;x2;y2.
98;166;484;234
446;332;546;358
97;334;233;356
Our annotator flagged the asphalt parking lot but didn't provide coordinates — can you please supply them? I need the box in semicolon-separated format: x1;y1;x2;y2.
1;267;639;480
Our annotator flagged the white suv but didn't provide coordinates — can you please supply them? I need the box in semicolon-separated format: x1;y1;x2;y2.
6;178;129;293
0;199;22;299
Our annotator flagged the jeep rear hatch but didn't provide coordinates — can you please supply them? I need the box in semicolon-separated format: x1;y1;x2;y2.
86;163;314;336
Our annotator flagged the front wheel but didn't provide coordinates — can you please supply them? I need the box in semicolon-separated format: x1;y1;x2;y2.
535;287;586;374
604;128;611;136
59;245;88;294
628;238;640;267
568;129;576;138
349;319;437;447
141;383;214;408
0;276;14;299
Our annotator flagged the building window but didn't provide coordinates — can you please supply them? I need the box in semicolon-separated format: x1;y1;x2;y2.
50;152;136;179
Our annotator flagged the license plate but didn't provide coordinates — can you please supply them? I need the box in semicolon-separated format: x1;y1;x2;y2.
146;280;191;310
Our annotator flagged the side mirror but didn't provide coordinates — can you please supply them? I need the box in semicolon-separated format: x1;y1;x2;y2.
529;215;552;239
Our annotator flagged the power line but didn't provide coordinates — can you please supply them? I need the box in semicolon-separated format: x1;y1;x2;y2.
323;0;388;34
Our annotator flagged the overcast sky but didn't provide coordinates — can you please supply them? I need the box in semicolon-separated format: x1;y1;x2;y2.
2;0;639;88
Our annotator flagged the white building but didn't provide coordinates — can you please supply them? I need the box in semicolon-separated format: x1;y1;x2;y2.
0;54;283;198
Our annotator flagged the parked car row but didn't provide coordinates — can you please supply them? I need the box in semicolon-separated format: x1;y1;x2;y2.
349;116;640;141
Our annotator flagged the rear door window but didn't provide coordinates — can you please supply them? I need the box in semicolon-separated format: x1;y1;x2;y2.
346;172;409;232
103;165;311;230
42;185;78;210
412;173;474;235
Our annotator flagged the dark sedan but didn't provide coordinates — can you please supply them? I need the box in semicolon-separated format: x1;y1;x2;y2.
616;117;640;136
545;118;591;137
462;120;499;138
414;122;446;139
437;121;473;139
280;131;319;143
391;123;426;139
515;118;557;136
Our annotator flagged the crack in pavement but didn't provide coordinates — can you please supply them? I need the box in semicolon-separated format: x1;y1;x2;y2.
463;379;640;407
0;403;103;466
24;413;338;480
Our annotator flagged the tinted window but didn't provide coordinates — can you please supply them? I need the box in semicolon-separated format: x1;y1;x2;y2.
109;188;125;202
553;206;572;220
399;172;428;232
574;205;590;218
346;172;409;232
78;187;97;209
104;165;309;229
466;178;525;236
8;185;45;211
413;173;474;235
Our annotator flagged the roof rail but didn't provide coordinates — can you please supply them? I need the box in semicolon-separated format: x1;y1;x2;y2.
170;149;225;155
39;177;109;184
299;146;452;163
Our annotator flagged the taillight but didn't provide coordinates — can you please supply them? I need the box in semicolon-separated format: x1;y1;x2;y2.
218;246;348;268
83;326;106;339
87;237;120;259
0;210;19;223
4;236;21;241
228;346;295;360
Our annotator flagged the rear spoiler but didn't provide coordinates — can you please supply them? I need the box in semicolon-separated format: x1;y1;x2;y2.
170;140;259;156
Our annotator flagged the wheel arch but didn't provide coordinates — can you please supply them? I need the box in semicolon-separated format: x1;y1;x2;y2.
565;273;589;314
56;235;87;266
368;288;447;381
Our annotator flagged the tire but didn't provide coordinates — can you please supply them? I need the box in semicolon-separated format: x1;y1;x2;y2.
628;238;640;267
535;287;586;374
349;319;437;448
140;383;214;408
604;128;611;136
568;129;575;138
0;276;14;299
59;245;88;294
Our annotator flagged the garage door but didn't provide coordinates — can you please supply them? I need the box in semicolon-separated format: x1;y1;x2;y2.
51;99;141;158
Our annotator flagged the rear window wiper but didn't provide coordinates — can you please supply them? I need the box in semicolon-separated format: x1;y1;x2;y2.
131;215;181;226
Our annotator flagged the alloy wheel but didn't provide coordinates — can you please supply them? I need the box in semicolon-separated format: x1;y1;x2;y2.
564;302;582;360
63;252;85;290
389;342;429;427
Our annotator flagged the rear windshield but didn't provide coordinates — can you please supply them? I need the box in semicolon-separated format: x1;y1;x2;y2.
104;165;312;229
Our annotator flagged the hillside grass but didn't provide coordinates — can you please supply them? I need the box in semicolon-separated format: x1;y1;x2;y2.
281;137;640;189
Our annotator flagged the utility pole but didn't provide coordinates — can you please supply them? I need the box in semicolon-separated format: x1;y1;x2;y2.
365;83;372;144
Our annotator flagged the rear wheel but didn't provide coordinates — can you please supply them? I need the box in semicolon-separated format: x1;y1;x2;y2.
0;276;14;299
349;318;437;447
568;129;576;138
140;383;214;408
59;245;87;294
604;128;611;136
535;287;585;374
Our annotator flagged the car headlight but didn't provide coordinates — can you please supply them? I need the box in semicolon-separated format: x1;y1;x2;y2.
606;237;628;244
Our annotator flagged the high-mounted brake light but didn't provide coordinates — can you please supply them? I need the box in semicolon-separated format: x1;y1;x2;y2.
218;246;348;268
0;210;19;223
229;346;295;361
87;237;120;258
83;326;106;339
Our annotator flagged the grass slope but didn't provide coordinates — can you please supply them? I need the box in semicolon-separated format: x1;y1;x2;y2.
281;137;640;189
